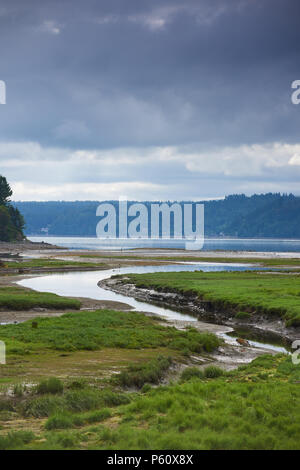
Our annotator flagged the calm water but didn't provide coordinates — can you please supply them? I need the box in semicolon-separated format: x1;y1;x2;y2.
29;236;300;253
18;263;289;354
18;263;250;322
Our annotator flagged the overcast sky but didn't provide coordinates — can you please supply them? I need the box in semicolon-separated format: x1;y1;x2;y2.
0;0;300;201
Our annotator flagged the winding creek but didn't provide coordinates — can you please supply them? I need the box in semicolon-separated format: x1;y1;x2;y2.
17;263;289;355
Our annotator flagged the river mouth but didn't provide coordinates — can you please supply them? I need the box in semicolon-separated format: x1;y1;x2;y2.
17;262;290;355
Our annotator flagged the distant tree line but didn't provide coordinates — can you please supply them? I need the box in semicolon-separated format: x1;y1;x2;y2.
13;193;300;238
0;175;25;241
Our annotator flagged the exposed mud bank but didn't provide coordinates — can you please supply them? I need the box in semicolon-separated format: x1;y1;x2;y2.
0;264;107;275
100;276;299;345
0;240;63;254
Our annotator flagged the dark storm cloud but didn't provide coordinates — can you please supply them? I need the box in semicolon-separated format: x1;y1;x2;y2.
0;0;299;149
0;0;300;200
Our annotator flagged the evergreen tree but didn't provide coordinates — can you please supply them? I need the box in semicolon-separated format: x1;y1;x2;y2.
0;205;12;241
0;175;25;241
8;206;25;233
0;175;13;205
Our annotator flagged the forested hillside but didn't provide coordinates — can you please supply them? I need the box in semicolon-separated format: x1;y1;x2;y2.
14;193;300;238
0;175;25;242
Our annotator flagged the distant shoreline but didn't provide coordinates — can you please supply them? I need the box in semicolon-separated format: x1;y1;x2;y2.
22;235;300;255
0;239;63;254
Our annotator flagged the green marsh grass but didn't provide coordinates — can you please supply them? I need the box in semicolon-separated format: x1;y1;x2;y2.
36;377;64;395
114;355;173;388
45;409;111;430
180;367;204;382
0;286;80;311
126;270;300;326
203;365;224;378
21;386;130;418
92;355;300;450
0;309;221;354
1;355;300;450
0;430;36;450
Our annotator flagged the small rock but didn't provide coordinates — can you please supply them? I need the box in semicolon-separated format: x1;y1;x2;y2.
236;337;250;347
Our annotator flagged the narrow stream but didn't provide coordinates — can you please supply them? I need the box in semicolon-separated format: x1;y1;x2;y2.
17;263;289;354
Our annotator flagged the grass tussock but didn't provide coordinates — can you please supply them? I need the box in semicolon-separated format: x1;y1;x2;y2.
36;377;64;395
114;355;173;389
45;408;111;430
180;365;224;382
203;365;224;378
180;367;204;382
20;386;130;418
0;430;36;450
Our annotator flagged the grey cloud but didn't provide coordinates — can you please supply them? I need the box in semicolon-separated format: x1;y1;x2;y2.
0;0;300;200
0;0;299;150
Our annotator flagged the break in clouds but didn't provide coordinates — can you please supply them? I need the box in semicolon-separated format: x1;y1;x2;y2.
0;0;300;200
